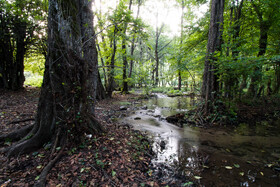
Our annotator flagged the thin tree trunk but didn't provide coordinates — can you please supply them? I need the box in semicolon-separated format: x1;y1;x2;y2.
121;0;132;93
247;2;271;97
106;29;117;97
96;43;107;89
128;0;141;79
122;39;129;93
178;0;185;91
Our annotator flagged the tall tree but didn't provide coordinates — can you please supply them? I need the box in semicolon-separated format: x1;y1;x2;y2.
121;0;133;94
1;0;103;185
0;0;45;90
202;0;225;114
178;0;185;90
128;0;143;80
247;0;277;97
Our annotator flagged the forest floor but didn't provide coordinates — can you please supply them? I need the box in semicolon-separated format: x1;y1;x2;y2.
0;88;192;186
1;88;279;186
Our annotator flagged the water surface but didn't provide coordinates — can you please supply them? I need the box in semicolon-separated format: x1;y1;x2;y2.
119;94;280;186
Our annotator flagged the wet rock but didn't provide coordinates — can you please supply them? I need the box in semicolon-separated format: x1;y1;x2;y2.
120;106;127;110
134;117;141;120
152;114;161;118
166;113;187;127
141;105;148;110
147;109;154;113
160;140;166;150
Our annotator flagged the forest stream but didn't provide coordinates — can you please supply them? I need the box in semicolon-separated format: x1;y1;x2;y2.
119;94;280;186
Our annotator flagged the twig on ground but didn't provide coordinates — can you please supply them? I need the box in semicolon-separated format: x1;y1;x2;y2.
6;118;35;125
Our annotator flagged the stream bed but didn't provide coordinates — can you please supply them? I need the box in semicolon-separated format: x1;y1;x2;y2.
119;94;280;186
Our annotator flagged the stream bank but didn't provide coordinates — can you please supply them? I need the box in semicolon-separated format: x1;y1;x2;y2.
117;92;280;186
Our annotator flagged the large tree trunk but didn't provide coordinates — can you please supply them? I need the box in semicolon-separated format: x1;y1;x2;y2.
202;0;225;114
0;13;13;89
0;15;26;90
3;0;103;157
12;20;26;90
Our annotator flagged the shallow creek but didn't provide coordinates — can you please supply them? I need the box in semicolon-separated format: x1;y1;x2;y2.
119;94;280;186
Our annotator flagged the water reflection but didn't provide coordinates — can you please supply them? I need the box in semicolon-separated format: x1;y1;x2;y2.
121;95;202;178
120;94;280;185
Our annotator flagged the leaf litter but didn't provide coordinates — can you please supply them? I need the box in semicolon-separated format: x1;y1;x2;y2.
0;88;193;186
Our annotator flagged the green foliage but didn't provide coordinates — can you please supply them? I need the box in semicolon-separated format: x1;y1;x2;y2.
25;54;45;75
24;72;43;87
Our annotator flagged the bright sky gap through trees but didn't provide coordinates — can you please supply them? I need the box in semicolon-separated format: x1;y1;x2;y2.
93;0;209;36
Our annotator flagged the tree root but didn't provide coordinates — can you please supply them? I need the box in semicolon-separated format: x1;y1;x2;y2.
6;118;35;125
34;137;66;187
0;124;34;143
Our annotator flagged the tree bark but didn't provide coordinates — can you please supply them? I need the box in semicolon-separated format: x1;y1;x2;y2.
0;14;26;90
106;29;117;97
4;0;103;157
122;39;129;93
178;0;185;91
128;0;141;80
96;71;106;100
202;0;225;114
12;19;26;90
121;0;132;94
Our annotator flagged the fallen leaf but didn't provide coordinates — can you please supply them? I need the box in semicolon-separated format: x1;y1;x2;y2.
234;164;240;168
194;176;202;180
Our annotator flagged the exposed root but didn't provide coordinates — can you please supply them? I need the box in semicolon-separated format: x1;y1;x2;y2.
5;132;48;157
0;124;34;143
50;128;61;156
6;118;35;125
34;136;66;187
86;115;105;134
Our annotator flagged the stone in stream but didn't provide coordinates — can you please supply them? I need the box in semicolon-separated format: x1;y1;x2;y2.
160;140;166;150
134;117;141;120
141;105;148;110
120;106;127;110
166;113;187;127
